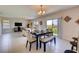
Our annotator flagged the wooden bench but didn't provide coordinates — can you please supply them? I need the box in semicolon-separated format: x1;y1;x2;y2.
40;36;56;52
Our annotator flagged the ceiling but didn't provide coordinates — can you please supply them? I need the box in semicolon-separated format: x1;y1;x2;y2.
0;5;77;19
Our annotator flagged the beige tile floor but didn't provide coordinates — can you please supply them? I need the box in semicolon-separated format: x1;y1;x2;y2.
0;32;71;53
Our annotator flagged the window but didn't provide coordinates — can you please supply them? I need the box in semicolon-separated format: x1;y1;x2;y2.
3;19;10;29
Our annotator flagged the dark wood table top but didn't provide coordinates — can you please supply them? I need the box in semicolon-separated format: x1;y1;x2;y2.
31;32;53;36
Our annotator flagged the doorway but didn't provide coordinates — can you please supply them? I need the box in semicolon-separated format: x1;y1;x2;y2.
47;19;58;36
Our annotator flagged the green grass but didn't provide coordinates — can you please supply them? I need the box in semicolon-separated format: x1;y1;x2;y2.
47;25;58;35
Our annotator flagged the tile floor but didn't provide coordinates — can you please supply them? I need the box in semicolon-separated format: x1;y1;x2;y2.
0;32;71;53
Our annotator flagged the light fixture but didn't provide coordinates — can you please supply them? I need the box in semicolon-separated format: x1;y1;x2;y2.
38;5;46;15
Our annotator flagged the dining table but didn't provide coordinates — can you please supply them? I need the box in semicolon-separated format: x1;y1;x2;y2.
31;32;54;50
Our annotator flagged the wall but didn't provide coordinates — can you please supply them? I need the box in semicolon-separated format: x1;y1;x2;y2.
35;6;79;41
0;17;2;35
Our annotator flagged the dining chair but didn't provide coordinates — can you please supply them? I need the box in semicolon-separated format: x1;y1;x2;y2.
26;32;36;51
22;29;27;37
39;36;56;52
24;30;37;51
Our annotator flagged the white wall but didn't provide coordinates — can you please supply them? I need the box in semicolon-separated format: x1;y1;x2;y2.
0;17;2;35
35;6;79;41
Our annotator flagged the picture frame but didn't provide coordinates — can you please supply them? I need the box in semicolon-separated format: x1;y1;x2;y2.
64;16;71;22
75;19;79;24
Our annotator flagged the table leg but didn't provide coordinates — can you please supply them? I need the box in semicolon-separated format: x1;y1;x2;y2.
44;43;46;52
54;37;56;45
36;36;38;50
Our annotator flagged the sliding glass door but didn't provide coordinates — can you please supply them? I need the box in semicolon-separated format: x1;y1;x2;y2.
47;19;58;36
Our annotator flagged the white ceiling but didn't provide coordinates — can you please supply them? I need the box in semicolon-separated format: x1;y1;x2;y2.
0;5;77;19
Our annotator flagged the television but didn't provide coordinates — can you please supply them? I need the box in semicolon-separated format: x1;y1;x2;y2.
15;23;22;26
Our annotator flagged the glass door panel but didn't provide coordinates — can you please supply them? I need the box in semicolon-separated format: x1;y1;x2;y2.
47;19;58;36
2;19;11;34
